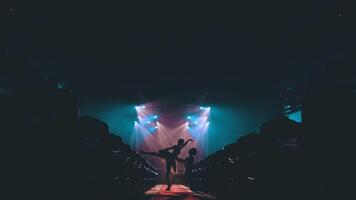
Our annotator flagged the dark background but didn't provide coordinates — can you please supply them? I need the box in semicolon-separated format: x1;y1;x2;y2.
2;1;355;147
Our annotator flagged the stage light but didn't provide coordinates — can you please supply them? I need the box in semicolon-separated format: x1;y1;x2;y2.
133;103;209;162
57;83;63;89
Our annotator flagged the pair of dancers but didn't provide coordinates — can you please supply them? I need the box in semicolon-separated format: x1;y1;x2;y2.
139;138;196;191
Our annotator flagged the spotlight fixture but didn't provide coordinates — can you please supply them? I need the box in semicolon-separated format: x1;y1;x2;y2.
142;105;146;109
194;121;198;124
200;106;204;110
187;116;191;119
154;115;158;119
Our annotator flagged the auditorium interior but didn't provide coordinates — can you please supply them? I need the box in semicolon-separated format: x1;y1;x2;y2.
2;1;356;200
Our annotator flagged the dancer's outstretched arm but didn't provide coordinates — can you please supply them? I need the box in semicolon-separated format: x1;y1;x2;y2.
162;145;175;151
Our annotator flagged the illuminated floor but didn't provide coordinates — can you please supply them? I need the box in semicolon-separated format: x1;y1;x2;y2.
144;184;216;200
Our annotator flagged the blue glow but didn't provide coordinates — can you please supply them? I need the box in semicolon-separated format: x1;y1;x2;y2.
287;110;302;123
200;106;204;110
153;115;158;119
147;126;157;133
135;105;146;110
187;116;191;119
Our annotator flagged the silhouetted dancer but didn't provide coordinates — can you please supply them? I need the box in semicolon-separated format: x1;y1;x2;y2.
176;147;197;187
139;138;193;191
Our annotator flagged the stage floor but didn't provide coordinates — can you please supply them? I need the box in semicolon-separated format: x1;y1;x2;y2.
144;184;216;200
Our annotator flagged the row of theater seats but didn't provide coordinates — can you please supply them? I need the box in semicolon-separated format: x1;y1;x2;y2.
1;79;158;200
190;117;303;200
78;116;159;200
190;86;356;200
